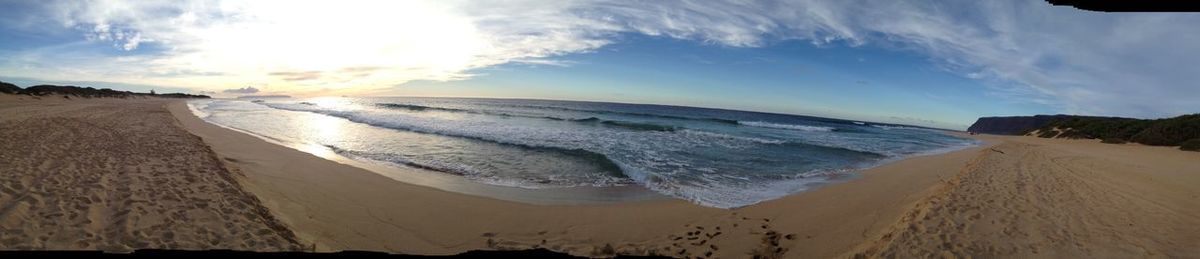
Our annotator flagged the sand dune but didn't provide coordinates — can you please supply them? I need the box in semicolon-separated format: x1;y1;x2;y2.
0;97;299;251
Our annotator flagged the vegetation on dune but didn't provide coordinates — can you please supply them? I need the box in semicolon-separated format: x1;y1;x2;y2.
0;81;20;94
0;80;209;99
1131;114;1200;146
1030;116;1148;140
1181;139;1200;151
1024;114;1200;149
1100;138;1127;144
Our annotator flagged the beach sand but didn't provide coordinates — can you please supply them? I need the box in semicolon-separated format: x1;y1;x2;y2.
0;96;299;251
851;135;1200;258
3;96;1198;258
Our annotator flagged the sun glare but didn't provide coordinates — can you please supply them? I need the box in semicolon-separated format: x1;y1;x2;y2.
163;1;490;93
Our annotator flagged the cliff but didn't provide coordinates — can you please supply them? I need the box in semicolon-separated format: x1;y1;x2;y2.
966;115;1073;135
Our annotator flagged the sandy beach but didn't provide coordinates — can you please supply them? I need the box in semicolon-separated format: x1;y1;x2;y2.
3;96;1198;258
0;96;299;251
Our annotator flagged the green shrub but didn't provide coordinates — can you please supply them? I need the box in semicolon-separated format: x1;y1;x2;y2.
0;81;20;94
1025;114;1198;148
1181;139;1200;152
1131;114;1200;146
1100;138;1127;144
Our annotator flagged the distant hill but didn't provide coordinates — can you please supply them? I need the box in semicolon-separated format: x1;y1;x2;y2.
968;114;1200;151
0;81;209;99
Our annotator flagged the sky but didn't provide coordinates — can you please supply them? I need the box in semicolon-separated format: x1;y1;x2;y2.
1;0;1198;130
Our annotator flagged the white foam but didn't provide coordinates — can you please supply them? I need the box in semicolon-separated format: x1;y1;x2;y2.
739;121;835;132
186;100;212;118
679;129;786;145
872;125;924;131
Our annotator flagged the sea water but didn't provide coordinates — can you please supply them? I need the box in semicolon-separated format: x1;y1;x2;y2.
189;97;976;208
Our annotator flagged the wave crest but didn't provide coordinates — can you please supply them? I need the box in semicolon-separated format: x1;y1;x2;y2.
570;117;678;132
377;103;469;113
738;121;835;132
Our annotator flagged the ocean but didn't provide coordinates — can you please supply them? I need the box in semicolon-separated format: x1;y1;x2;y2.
188;97;977;208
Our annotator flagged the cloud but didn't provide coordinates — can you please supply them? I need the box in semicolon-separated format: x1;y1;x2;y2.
559;1;1200;118
222;86;259;94
269;71;323;82
3;0;1199;118
337;66;383;73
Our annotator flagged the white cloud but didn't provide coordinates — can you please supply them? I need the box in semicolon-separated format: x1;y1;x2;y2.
4;0;1199;118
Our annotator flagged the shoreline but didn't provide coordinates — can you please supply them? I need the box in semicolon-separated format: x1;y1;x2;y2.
168;99;723;255
183;101;673;206
181;99;981;208
167;99;997;257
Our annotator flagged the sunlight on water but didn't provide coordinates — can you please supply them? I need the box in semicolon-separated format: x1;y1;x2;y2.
297;142;339;160
307;96;355;109
310;113;346;142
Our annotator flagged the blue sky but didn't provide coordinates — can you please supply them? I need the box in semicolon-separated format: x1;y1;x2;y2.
1;0;1198;129
399;34;1053;129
